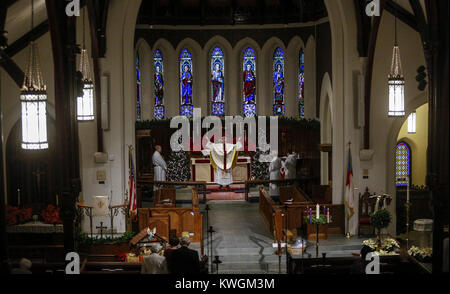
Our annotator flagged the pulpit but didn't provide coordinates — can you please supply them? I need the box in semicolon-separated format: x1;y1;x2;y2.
191;156;251;183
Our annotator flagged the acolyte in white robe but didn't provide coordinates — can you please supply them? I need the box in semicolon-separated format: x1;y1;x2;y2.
201;140;242;186
153;151;167;190
269;156;282;195
284;154;297;180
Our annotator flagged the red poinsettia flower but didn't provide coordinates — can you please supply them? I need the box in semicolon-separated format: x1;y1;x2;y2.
41;204;62;224
117;253;127;262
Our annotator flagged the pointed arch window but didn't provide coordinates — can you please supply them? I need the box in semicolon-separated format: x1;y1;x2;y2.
242;47;256;117
273;47;285;116
395;142;411;186
136;53;142;121
180;48;193;117
153;49;165;119
298;49;305;117
211;46;225;116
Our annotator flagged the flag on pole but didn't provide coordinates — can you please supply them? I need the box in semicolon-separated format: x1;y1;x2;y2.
345;146;355;220
128;147;137;219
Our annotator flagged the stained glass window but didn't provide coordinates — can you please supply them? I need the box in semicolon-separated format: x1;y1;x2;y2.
273;47;285;116
153;49;165;119
136;54;142;121
298;49;305;117
396;142;411;186
211;46;225;116
180;48;193;117
242;47;256;117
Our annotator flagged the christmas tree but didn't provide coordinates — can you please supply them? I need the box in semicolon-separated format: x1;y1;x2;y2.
251;148;270;180
166;151;191;181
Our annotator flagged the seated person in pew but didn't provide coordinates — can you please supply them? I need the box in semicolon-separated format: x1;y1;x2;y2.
141;244;168;274
164;235;180;264
168;237;207;274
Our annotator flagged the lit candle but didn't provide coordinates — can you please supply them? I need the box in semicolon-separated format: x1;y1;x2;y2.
316;204;320;219
56;194;59;206
327;208;330;223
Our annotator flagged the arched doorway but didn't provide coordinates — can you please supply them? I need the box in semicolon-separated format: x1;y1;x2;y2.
6;118;57;210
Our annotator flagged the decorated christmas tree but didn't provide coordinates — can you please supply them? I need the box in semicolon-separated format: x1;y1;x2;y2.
251;148;270;180
166;150;191;182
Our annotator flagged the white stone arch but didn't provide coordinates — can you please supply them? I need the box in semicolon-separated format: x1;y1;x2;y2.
385;92;428;232
135;38;152;120
304;35;317;119
286;36;306;118
233;37;261;116
319;72;333;185
261;37;287;116
152;38;176;118
176;38;204;114
204;35;233;116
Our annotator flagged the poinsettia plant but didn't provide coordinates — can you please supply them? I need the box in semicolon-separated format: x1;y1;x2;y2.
6;205;32;225
41;204;62;224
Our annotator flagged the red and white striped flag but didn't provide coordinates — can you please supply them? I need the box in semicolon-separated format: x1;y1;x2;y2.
128;147;137;219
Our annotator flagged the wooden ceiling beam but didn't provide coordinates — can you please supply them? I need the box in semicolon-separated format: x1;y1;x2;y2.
385;0;419;32
0;49;24;87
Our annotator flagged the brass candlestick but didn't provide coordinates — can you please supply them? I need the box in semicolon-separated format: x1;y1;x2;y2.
405;201;411;250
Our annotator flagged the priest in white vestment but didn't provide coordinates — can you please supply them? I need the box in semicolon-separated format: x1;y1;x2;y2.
269;152;282;195
201;137;242;189
153;145;167;191
284;152;297;180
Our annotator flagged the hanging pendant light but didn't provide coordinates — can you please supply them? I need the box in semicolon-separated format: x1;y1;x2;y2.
77;7;94;121
388;9;405;117
21;0;48;150
407;111;416;133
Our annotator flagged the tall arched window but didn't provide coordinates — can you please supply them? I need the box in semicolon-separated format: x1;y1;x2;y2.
180;48;193;117
298;49;305;117
153;49;165;119
136;53;142;121
211;46;225;116
273;47;285;116
242;47;256;117
396;142;411;186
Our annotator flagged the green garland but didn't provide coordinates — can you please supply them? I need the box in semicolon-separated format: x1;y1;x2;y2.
136;116;320;131
303;214;330;225
77;231;136;245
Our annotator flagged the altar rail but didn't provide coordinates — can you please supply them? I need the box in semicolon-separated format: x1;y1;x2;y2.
258;187;345;242
136;179;208;205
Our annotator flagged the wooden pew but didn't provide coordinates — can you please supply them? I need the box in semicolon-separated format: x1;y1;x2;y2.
138;188;203;254
259;187;345;242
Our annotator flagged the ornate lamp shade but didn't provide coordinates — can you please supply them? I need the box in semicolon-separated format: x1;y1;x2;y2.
408;111;416;133
388;45;405;117
77;48;95;121
21;41;48;150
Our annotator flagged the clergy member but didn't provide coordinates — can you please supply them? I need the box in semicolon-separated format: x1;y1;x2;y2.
202;137;242;189
153;145;167;191
284;151;297;180
269;151;282;195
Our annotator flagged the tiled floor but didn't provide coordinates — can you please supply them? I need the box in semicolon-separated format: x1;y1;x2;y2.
204;201;285;274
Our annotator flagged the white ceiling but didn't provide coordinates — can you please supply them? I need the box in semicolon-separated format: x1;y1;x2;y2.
5;0;47;45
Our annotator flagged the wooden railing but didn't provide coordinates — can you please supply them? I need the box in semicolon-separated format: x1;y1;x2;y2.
258;187;345;243
136;179;207;206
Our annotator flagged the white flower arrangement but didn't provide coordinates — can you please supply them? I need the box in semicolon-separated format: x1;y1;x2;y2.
362;237;400;254
408;246;432;260
363;239;377;250
372;250;399;256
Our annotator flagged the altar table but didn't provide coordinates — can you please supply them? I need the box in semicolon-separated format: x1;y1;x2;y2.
191;157;251;183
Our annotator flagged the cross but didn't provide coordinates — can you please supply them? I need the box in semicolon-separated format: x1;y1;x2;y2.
32;168;46;192
96;222;108;239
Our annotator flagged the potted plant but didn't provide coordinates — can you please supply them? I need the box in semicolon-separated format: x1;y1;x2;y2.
370;209;392;250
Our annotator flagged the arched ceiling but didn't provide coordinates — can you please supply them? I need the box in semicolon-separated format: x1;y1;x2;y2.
137;0;328;26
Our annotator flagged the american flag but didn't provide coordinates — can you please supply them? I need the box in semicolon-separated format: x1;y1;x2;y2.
128;148;137;218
